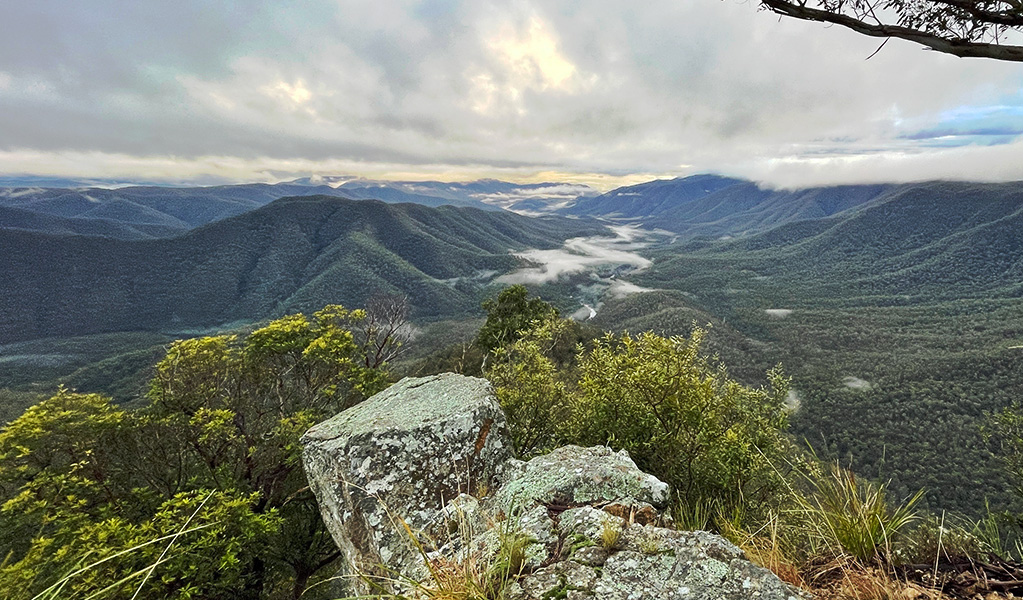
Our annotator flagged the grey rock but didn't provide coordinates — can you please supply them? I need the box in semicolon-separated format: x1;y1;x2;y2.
301;374;512;596
593;548;804;600
493;445;670;513
570;545;610;567
302;374;805;600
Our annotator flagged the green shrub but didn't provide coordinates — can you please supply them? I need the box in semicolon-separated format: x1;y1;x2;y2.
485;317;572;457
571;328;790;521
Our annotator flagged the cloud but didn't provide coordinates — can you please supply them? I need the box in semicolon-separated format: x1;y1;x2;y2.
497;226;654;284
1;0;1022;187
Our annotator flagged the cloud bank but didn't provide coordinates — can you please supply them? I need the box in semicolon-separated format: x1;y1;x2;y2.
1;1;1022;188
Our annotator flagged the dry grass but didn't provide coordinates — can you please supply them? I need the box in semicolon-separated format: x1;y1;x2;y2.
804;557;945;600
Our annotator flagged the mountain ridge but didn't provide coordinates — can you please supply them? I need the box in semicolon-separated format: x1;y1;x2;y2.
0;195;607;344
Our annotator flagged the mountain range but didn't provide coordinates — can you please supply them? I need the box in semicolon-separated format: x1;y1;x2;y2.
642;180;1023;301
0;178;600;240
0;196;605;344
3;173;1023;517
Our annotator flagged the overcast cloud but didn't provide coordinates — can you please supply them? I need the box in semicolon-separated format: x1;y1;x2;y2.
1;0;1022;188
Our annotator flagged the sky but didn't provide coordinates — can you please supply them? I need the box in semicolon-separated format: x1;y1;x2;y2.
1;1;1023;190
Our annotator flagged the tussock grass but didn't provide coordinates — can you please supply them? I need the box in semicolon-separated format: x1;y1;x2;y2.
796;463;923;563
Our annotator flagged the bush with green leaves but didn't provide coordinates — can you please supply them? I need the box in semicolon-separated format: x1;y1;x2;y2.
572;328;791;521
476;285;558;353
485;317;572;457
483;312;791;522
0;305;397;599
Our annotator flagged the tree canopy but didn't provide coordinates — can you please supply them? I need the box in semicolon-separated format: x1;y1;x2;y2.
761;0;1023;61
476;285;559;353
0;305;400;600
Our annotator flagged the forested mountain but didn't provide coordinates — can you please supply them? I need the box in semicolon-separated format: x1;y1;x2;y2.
650;180;1023;300
621;180;1023;515
564;174;899;239
0;178;600;239
0;196;605;343
0;183;347;238
564;174;744;217
0;205;184;240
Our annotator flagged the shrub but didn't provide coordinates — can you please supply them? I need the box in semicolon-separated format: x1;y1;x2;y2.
571;328;790;521
485;317;572;457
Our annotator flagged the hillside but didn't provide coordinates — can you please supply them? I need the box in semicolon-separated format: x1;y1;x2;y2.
565;174;747;218
621;180;1023;515
650;180;1023;301
0;196;606;344
0;205;183;239
0;183;320;237
564;174;899;239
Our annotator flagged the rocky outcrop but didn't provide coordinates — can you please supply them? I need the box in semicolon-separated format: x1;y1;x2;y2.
302;374;806;600
301;373;511;596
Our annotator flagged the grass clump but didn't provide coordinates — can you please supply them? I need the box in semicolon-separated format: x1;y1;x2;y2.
797;463;923;563
599;517;624;550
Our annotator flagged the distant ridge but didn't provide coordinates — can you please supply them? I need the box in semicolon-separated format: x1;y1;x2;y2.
0;196;607;343
646;180;1023;300
563;174;901;238
565;174;747;218
0;178;599;239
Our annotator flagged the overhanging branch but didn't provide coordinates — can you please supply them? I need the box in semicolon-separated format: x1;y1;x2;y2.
761;0;1023;61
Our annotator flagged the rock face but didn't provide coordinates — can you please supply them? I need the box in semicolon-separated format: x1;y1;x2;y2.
302;374;805;600
301;373;512;596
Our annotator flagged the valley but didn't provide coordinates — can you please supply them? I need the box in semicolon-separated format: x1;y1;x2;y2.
1;175;1021;519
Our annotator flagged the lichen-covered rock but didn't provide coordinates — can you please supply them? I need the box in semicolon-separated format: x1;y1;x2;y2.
301;374;512;597
538;506;804;600
493;445;670;513
302;375;805;600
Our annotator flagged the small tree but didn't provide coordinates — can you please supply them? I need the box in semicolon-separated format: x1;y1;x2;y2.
485;317;572;457
0;305;394;599
476;285;559;353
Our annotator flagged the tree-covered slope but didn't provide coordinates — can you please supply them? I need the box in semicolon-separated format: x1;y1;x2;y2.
625;180;1023;515
565;174;747;219
0;206;182;239
650;181;1023;302
564;174;898;238
0;196;606;343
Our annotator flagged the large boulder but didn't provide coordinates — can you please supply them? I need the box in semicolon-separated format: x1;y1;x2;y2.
480;446;804;600
494;445;670;512
302;373;806;600
301;373;512;596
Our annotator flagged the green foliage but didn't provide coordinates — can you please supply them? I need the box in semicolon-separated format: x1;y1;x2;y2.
485;317;572;457
992;401;1023;501
0;389;129;565
573;328;790;520
476;285;558;353
0;305;395;599
795;463;922;563
7;491;279;600
484;311;790;522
